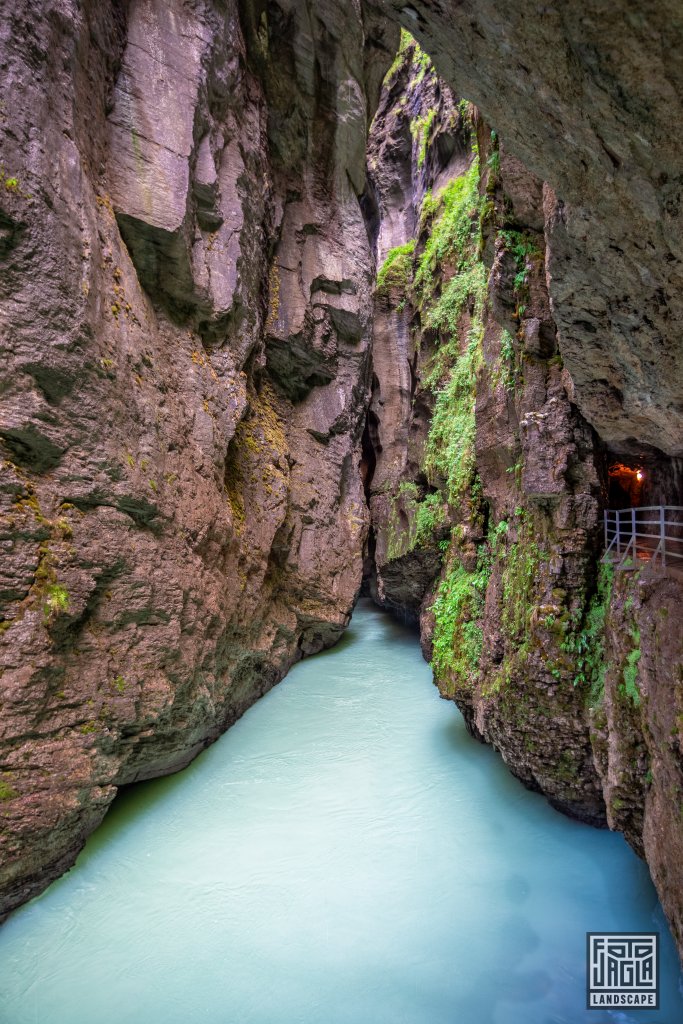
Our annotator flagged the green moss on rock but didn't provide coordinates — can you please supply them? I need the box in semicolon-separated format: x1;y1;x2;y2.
376;240;415;296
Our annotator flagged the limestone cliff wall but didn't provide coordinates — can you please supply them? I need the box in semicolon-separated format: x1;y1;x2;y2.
364;37;683;962
0;0;397;917
376;0;683;459
1;0;682;966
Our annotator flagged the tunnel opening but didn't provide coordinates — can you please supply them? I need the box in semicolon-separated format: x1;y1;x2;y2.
600;443;683;571
602;443;683;510
607;461;646;508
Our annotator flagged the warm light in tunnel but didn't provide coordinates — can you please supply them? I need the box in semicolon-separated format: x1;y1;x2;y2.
637;470;644;481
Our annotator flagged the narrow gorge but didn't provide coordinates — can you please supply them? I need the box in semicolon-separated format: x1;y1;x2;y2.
1;0;682;997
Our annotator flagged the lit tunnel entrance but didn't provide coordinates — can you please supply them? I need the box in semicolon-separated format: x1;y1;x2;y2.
602;446;683;571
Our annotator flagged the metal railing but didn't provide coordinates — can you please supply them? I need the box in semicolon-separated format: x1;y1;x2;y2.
603;506;683;570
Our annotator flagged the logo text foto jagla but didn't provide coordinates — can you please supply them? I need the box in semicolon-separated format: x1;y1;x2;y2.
587;933;659;1010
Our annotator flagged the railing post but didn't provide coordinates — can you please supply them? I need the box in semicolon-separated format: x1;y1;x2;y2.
660;505;666;568
604;509;608;551
631;506;636;561
616;510;621;557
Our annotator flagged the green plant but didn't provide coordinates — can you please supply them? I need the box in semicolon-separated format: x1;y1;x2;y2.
500;527;542;644
44;583;69;615
113;675;127;694
500;329;514;363
621;629;641;705
376;240;415;295
0;777;18;801
414;162;482;301
411;108;437;168
423;335;482;504
1;167;30;199
385;483;446;561
561;563;614;706
382;28;414;84
414;492;446;546
491;519;509;550
412;160;487;507
56;517;73;539
499;229;543;300
505;459;524;487
409;40;432;86
493;328;517;392
431;547;491;686
457;99;473;125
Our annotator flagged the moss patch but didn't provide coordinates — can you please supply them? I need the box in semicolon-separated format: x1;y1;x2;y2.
0;776;18;801
431;546;491;689
415;160;487;507
376;240;416;296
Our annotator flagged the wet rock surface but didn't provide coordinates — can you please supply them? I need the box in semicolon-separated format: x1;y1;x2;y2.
591;569;683;957
0;0;396;917
376;0;683;458
363;39;683;962
1;0;682;968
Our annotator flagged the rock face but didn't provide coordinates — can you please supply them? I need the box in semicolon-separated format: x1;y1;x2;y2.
364;36;464;624
365;40;607;825
376;0;683;460
1;0;682;969
363;36;683;961
0;0;397;917
592;569;683;960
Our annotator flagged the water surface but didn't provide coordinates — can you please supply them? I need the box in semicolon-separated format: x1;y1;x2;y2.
0;600;681;1023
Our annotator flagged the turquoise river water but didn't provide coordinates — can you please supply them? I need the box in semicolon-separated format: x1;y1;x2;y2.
0;600;681;1023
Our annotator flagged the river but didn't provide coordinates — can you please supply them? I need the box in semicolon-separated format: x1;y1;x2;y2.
0;600;681;1023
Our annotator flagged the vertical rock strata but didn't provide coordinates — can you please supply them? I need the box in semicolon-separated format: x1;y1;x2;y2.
366;36;606;825
0;0;397;916
365;36;683;961
0;0;682;969
375;0;683;459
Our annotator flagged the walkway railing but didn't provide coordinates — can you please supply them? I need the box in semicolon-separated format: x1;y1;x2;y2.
602;506;683;570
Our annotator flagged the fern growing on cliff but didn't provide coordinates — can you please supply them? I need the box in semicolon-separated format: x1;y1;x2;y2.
560;562;614;705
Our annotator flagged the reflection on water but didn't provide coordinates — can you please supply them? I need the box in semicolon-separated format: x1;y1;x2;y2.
0;600;680;1024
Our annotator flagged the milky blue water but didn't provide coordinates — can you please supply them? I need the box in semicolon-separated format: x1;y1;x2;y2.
0;600;681;1024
